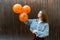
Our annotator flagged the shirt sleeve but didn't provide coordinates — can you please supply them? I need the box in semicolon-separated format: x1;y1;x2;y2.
24;19;34;25
38;23;49;37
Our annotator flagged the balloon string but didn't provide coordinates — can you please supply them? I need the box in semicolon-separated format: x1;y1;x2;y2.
25;0;27;5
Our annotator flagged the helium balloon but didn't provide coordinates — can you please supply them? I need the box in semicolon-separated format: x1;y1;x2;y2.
19;13;28;22
13;4;22;14
21;5;31;14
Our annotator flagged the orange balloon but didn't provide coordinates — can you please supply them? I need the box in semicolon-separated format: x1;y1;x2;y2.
13;4;22;14
19;13;28;22
20;5;31;14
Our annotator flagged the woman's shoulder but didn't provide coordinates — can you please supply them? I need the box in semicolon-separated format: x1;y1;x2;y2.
44;22;49;26
42;22;49;25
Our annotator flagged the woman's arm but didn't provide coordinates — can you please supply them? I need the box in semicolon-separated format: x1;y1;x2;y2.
25;19;38;34
24;19;34;25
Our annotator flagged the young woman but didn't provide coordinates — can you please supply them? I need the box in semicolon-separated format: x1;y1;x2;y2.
24;10;49;40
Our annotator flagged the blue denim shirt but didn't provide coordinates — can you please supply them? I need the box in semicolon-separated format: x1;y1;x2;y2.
25;19;49;38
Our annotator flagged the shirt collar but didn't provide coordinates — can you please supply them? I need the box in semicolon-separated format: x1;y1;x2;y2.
38;20;43;23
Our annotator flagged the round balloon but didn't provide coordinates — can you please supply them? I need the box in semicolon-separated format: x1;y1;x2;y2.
13;4;22;14
21;5;31;14
19;13;28;22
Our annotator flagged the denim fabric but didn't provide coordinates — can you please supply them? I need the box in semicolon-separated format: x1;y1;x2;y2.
25;19;49;38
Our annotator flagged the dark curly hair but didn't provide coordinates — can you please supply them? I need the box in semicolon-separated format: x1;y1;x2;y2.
39;10;48;23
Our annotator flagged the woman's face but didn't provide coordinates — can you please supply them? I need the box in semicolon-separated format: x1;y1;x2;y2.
37;11;42;18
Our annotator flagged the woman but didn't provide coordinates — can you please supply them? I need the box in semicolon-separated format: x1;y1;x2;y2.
24;10;49;40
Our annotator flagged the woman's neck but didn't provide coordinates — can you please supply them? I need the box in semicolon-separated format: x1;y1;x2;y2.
38;18;42;22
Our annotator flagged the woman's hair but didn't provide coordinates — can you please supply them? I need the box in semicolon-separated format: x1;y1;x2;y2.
39;10;48;23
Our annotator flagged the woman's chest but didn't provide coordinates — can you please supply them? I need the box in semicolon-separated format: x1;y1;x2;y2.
31;21;46;31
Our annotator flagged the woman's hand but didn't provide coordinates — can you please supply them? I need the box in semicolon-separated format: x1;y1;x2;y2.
32;30;38;34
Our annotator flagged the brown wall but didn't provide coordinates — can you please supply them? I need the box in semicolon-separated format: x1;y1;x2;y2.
0;0;60;40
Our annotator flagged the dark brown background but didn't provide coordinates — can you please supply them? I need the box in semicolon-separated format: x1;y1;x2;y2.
0;0;60;40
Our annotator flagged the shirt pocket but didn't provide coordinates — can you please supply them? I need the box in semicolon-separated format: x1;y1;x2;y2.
38;25;45;32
